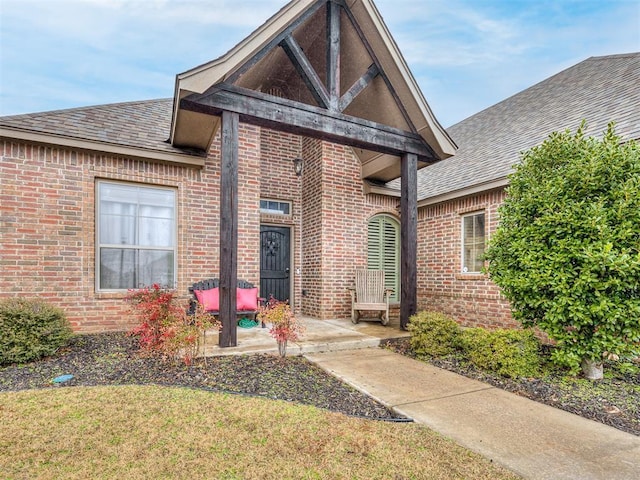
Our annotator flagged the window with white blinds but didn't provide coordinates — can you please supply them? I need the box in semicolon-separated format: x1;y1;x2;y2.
97;181;176;291
367;214;400;301
462;212;485;273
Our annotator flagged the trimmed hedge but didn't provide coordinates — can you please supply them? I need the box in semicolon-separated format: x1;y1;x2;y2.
408;311;461;358
461;328;541;378
0;298;73;366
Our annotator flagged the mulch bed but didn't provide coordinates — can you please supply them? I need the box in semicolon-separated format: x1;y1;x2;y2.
0;332;403;421
1;333;638;435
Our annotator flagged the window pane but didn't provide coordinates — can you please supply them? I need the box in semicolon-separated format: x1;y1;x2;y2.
462;213;485;273
98;182;176;290
139;188;174;209
100;211;136;245
100;248;136;290
138;215;174;247
259;199;291;215
138;250;175;288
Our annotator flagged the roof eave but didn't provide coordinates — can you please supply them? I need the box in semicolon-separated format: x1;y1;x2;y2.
1;126;206;167
169;0;317;147
351;0;457;159
170;0;458;161
417;177;510;208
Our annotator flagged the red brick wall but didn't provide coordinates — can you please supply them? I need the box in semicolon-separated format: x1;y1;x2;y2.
301;137;324;317
299;138;400;319
1;128;516;332
0;124;261;333
417;189;517;329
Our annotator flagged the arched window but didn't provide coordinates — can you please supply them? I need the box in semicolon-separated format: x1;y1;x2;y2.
367;214;400;302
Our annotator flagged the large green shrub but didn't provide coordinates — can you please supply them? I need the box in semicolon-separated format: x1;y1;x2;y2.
408;311;462;358
485;122;640;377
461;328;541;378
0;298;73;365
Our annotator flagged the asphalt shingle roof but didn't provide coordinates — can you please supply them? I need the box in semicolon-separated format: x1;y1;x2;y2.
406;53;640;202
2;54;638;189
0;98;202;157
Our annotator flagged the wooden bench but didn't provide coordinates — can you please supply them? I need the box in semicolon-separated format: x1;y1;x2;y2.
188;278;263;322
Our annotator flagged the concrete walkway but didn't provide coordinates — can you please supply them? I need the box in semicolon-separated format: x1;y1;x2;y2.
203;316;640;479
305;348;640;480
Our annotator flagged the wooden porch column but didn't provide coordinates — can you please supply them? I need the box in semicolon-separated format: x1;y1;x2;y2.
219;110;239;347
400;152;418;330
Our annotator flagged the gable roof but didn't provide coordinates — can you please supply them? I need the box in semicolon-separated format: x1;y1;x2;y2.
0;99;205;166
171;0;456;180
1;0;455;178
408;52;640;206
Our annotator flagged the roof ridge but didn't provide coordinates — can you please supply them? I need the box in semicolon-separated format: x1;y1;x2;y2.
586;51;640;61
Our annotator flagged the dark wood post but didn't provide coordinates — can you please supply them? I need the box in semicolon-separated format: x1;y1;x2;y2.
219;110;239;347
400;152;418;330
326;0;341;111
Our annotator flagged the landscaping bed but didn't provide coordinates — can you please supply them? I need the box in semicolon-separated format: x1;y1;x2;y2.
382;337;640;436
0;332;401;421
1;332;637;436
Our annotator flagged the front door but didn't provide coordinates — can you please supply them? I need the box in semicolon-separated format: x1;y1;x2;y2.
260;225;291;302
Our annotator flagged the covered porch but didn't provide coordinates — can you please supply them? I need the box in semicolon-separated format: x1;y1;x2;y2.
171;0;457;347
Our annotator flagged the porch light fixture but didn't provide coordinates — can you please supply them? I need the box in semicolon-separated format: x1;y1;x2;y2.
292;157;304;177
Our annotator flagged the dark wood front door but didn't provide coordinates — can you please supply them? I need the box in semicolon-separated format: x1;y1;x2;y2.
260;225;291;302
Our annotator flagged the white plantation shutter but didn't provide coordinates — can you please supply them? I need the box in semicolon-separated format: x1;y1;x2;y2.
367;215;400;301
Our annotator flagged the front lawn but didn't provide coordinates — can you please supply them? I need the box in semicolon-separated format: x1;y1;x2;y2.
0;385;519;479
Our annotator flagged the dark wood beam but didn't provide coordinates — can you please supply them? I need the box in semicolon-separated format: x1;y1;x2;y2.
219;110;239;347
326;0;341;111
181;84;437;161
339;63;379;112
341;6;417;135
224;0;326;86
400;152;418;330
280;35;330;109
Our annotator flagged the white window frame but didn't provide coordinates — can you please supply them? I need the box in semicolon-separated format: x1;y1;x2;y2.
96;180;177;291
260;198;292;216
461;211;486;274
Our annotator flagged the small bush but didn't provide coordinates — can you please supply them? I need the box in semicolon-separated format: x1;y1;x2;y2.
126;284;219;365
461;328;541;378
408;311;462;358
0;297;73;365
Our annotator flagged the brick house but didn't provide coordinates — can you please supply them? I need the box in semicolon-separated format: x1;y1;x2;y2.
0;0;457;342
402;52;640;329
2;0;638;341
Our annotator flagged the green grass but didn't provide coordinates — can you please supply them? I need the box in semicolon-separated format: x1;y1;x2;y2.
0;385;520;480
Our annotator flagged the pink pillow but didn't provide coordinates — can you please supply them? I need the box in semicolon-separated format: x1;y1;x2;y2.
194;288;219;312
236;287;258;311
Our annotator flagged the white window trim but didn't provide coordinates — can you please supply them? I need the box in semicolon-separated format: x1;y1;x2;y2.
260;198;292;216
461;211;486;274
96;180;178;292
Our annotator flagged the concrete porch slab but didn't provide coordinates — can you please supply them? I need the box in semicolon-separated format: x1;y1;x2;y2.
199;316;409;357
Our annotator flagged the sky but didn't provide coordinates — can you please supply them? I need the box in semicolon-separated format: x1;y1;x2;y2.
0;0;638;128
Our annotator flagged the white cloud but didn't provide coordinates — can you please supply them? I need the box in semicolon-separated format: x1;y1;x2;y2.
1;0;638;123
